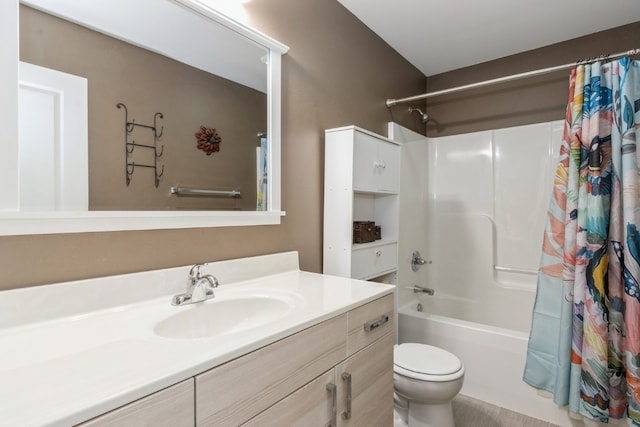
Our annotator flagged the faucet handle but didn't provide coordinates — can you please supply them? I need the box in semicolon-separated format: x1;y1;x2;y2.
411;250;431;272
189;263;206;280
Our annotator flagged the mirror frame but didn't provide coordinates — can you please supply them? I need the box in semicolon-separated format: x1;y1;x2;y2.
0;0;289;236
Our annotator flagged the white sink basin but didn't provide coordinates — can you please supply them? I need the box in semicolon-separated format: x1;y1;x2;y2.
154;294;296;339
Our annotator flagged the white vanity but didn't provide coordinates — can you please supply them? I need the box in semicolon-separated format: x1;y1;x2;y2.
0;252;394;426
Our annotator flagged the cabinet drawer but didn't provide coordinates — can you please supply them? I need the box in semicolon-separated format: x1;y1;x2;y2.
77;379;194;427
242;369;336;427
195;314;347;426
351;243;397;279
347;294;394;356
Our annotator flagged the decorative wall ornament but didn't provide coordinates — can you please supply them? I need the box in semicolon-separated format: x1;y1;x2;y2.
195;126;222;155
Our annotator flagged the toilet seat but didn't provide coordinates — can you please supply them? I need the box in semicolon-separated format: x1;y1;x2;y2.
394;343;464;382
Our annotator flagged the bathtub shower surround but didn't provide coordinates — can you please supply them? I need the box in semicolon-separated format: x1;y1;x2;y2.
430;121;563;296
400;120;563;332
525;57;640;425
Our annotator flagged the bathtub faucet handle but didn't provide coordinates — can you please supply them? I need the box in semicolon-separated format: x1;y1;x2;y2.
411;250;432;272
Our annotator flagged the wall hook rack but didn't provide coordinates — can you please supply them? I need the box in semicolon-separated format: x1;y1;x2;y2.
117;103;165;188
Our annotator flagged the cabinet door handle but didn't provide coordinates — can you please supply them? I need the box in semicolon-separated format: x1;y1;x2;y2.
373;160;386;171
341;372;352;420
326;382;337;427
375;250;382;256
364;314;389;332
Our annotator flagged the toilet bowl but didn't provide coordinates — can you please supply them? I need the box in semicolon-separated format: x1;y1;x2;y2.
393;343;464;427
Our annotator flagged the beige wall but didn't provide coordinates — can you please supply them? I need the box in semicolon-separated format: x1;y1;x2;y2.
0;0;425;290
21;6;266;211
417;21;640;137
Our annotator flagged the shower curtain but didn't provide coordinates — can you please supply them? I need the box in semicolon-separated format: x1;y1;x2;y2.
524;57;640;424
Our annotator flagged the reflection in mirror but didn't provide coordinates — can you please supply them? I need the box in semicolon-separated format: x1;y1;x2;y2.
19;0;270;211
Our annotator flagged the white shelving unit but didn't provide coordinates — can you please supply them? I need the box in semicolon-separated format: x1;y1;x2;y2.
323;125;400;281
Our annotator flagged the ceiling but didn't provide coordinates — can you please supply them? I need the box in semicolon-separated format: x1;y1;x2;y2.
337;0;640;76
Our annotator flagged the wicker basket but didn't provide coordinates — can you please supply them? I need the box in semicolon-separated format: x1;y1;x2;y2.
353;221;376;243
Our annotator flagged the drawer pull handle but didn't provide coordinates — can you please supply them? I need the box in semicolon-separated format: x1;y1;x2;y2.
341;372;352;420
364;314;389;332
375;250;382;256
326;382;337;427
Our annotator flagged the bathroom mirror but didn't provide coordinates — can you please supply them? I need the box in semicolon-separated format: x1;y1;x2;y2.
0;0;288;235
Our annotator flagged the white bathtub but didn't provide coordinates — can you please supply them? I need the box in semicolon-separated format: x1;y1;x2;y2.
398;303;574;426
410;283;535;333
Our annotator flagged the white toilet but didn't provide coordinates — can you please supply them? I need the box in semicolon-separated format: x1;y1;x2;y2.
393;343;465;427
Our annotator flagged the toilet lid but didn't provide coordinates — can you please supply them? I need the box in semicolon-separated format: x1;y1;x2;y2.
394;343;462;376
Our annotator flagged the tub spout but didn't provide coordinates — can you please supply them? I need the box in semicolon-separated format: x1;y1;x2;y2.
410;285;435;295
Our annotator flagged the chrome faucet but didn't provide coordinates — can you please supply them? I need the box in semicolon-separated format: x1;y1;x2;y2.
171;264;219;306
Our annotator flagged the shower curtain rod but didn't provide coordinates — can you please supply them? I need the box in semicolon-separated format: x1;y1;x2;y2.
385;48;640;108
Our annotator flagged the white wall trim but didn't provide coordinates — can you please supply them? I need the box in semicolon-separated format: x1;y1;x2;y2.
0;210;286;235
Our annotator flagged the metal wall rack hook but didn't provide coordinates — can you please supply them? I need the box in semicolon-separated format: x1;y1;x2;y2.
153;112;164;138
126;141;136;154
117;102;129;124
155;144;164;158
154;164;165;188
126;163;164;188
126;120;136;133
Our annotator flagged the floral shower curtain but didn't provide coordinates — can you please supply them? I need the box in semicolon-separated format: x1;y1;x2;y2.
524;57;640;424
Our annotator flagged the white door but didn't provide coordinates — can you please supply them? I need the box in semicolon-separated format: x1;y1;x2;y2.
18;62;88;211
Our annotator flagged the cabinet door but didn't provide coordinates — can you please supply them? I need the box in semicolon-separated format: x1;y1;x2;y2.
195;314;347;426
353;132;400;193
242;369;336;427
336;333;394;427
353;131;379;192
376;140;400;192
76;379;194;427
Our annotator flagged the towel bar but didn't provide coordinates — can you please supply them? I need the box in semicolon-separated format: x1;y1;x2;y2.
170;187;241;198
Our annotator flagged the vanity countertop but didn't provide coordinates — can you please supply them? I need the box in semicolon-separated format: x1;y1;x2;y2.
0;252;393;427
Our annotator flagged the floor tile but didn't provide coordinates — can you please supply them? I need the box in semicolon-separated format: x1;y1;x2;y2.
453;394;559;427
